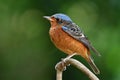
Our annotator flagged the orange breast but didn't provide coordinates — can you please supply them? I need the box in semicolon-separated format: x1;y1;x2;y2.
49;26;89;59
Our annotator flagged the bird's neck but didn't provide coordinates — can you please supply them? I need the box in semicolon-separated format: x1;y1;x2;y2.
50;22;57;27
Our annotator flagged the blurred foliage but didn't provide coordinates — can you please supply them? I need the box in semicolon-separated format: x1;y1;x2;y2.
0;0;120;80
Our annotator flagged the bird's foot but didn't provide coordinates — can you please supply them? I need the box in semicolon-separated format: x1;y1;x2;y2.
61;58;70;71
55;53;77;71
55;60;67;71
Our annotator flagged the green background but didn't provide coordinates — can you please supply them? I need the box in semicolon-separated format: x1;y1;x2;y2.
0;0;120;80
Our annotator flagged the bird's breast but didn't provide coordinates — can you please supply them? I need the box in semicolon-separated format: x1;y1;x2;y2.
49;26;88;56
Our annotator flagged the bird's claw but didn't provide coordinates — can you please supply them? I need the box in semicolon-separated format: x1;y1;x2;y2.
55;58;70;71
55;61;67;71
61;58;70;70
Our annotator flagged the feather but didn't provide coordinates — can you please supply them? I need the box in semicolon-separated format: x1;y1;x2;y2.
62;23;101;56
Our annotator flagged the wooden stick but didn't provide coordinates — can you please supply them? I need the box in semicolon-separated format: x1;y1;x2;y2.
55;58;99;80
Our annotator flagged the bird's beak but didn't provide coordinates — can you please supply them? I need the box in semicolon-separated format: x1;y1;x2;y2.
43;16;53;21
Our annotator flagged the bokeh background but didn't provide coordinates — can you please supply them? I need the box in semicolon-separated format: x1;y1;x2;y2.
0;0;120;80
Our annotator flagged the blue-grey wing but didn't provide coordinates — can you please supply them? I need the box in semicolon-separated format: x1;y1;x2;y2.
62;23;101;56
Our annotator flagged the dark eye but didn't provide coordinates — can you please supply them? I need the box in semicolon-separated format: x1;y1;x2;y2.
56;18;60;21
56;18;63;24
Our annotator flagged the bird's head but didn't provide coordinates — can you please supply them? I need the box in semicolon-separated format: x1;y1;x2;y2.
43;13;72;26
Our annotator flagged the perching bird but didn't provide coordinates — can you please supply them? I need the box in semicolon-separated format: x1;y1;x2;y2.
44;13;101;74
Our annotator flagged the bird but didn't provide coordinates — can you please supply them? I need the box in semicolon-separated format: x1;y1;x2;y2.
43;13;101;74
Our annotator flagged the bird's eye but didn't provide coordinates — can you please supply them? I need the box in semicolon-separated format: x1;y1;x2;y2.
56;18;63;24
56;18;60;21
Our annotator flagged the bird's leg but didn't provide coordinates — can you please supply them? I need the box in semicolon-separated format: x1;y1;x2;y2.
55;53;77;71
61;53;77;70
62;53;77;62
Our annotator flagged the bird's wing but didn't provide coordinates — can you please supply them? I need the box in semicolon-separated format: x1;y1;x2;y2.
62;23;101;56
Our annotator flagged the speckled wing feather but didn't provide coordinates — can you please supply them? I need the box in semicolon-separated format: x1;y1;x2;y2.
62;23;101;56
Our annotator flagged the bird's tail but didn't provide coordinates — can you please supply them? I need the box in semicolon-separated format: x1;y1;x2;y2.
90;46;101;56
87;56;100;74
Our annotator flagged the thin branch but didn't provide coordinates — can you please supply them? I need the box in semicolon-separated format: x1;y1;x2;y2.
56;69;62;80
55;58;99;80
